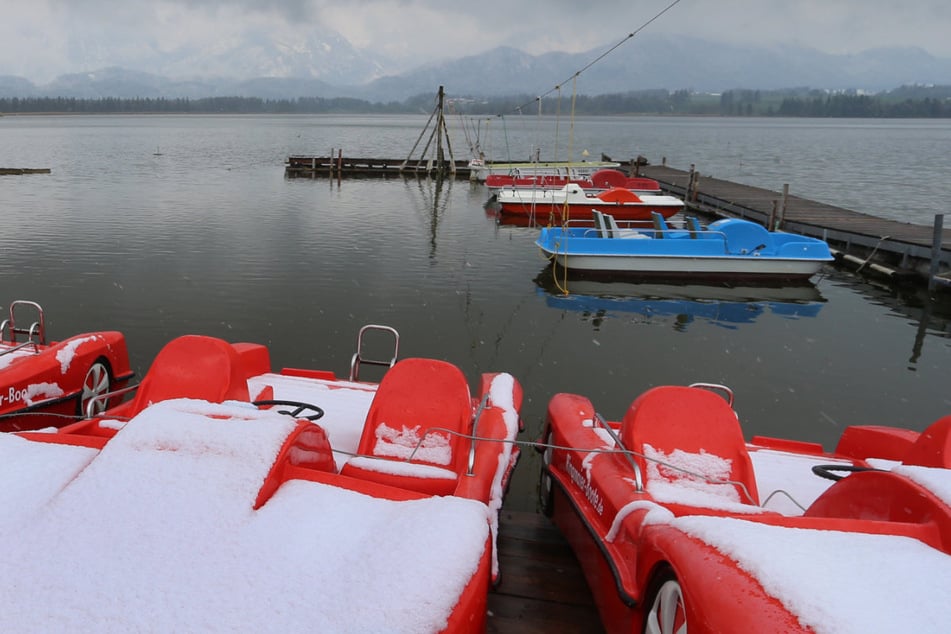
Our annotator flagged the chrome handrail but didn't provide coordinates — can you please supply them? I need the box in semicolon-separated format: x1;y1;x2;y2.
466;392;492;477
688;382;734;407
84;383;140;418
349;324;399;382
594;412;644;492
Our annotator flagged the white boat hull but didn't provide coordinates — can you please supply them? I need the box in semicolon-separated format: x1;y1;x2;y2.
543;251;828;278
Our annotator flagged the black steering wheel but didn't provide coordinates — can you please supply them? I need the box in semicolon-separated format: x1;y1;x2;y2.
253;399;325;421
811;464;877;482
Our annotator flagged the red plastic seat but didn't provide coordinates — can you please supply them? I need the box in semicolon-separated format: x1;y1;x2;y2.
621;385;760;506
129;335;251;412
902;415;951;468
340;358;473;495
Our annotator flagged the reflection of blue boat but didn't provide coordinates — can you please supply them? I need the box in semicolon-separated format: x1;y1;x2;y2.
534;273;825;328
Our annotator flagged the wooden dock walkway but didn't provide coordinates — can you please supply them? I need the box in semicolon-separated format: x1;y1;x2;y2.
488;510;603;633
639;163;951;284
285;155;473;179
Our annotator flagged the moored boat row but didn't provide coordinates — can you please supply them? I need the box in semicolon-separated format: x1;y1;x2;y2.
5;289;945;633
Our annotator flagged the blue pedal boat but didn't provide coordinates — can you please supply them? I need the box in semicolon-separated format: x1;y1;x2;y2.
536;211;834;280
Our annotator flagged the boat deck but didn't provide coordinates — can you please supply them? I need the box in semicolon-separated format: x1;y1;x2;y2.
488;511;603;633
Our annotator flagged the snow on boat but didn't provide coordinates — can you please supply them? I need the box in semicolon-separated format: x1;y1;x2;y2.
539;382;951;633
495;184;684;222
2;326;523;633
536;211;833;279
0;300;134;432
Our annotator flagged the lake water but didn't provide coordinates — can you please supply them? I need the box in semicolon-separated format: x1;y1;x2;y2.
1;113;949;511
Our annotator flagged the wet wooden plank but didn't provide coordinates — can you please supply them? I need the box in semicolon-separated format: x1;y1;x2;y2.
488;511;604;633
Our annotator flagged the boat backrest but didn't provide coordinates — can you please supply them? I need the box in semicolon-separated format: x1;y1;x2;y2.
341;358;474;495
621;385;760;506
687;216;702;238
651;211;669;238
902;415;951;468
130;335;251;411
592;210;610;238
605;213;622;238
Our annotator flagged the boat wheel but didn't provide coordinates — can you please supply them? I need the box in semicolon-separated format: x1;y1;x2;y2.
538;429;555;517
643;570;687;634
253;399;325;421
811;464;877;482
79;359;112;417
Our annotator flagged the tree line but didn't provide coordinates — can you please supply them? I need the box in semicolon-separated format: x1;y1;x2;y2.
2;86;950;117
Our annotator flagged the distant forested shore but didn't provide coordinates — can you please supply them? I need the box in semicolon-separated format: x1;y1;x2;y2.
2;85;950;117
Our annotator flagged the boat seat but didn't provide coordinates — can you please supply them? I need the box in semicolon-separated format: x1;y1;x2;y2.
128;335;251;412
651;211;669;238
902;415;951;468
651;212;689;239
604;213;623;238
687;216;702;238
621;385;760;506
340;357;474;496
592;210;610;238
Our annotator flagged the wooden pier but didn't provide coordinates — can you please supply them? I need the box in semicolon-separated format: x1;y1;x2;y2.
0;167;51;175
488;510;603;633
638;163;951;286
285;155;473;179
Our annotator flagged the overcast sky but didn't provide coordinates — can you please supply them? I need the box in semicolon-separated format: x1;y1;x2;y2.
3;0;950;82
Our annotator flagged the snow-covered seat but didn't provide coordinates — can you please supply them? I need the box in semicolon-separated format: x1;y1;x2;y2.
340;358;474;496
621;385;760;507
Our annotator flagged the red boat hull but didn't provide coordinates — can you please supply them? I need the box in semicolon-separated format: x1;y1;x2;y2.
496;200;682;222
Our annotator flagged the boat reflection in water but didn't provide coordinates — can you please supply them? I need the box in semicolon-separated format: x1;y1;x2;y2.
534;268;826;330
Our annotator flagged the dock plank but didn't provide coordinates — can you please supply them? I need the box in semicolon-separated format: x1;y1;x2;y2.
488;510;604;633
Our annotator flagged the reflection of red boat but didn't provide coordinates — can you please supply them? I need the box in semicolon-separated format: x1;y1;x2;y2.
3;327;522;632
539;382;951;633
494;184;684;222
1;300;134;432
485;169;662;195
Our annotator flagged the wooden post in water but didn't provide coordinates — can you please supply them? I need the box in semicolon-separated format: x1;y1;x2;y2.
930;214;945;292
337;149;343;183
776;184;789;229
435;86;446;176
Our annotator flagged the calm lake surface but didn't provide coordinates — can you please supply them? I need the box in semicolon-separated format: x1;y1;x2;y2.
1;114;949;511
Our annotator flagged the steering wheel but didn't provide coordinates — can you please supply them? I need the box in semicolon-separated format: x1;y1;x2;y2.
253;399;325;421
811;464;877;482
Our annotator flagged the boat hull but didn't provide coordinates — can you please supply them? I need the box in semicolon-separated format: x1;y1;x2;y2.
543;251;828;278
498;200;683;221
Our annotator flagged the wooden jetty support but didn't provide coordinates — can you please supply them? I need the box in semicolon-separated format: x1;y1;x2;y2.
637;162;951;286
287;85;472;180
285;154;473;179
488;510;603;633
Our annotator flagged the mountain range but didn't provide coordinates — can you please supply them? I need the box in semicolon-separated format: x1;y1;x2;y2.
2;33;949;101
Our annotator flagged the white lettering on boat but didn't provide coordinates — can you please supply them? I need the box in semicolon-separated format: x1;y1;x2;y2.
565;454;604;516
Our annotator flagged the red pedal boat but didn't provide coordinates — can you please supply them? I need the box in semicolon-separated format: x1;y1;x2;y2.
493;183;684;222
2;326;522;633
0;300;133;432
539;383;951;633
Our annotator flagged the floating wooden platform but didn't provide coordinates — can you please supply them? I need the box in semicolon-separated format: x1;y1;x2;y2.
0;168;51;175
488;510;603;633
285;155;472;179
639;163;951;285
